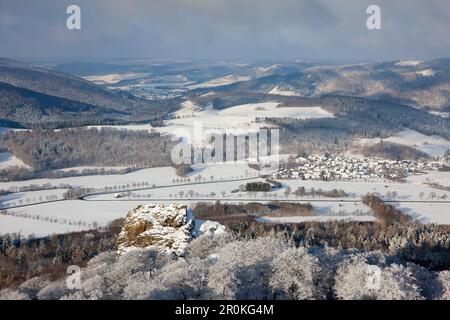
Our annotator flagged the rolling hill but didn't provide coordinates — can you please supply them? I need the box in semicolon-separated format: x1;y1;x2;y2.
0;82;128;127
193;59;450;112
0;58;177;127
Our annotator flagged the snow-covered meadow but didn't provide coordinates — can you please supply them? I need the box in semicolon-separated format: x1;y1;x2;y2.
68;170;450;226
160;102;334;139
1;167;450;237
0;189;68;207
136;176;450;224
83;73;150;85
0;163;258;191
187;74;251;89
257;215;376;224
359;129;450;157
268;85;300;96
0;214;86;238
0;152;30;170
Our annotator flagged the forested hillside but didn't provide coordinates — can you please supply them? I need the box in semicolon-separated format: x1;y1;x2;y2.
0;58;180;127
0;128;175;171
0;82;127;127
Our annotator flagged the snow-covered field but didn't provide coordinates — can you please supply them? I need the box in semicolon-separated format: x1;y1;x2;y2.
85;178;261;201
407;171;450;188
395;60;423;67
0;167;176;190
0;127;27;134
359;129;450;157
218;102;333;119
83;73;150;84
276;178;450;224
8;200;137;227
0;189;68;207
172;100;202;118
416;69;435;77
86;174;450;224
252;64;281;74
0;200;151;237
1;164;449;237
0;214;86;238
396;203;450;224
187;75;251;90
0;152;30;170
57;166;129;173
257;215;376;224
313;201;372;215
39;101;334;146
0;163;258;191
268;86;300;96
34;101;334;146
429;111;450;119
274;178;449;201
160;102;334;139
86;124;154;133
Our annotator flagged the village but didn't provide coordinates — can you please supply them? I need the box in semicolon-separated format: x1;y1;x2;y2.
273;154;450;181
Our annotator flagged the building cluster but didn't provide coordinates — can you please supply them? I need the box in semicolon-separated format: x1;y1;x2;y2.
273;154;448;181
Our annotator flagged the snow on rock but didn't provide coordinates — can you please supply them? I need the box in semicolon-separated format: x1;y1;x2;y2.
117;203;193;256
193;220;227;238
117;203;226;256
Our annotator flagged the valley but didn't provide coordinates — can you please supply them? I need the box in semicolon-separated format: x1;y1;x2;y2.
1;158;450;237
1;57;450;240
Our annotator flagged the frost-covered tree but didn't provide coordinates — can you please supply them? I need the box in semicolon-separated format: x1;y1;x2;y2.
375;264;424;300
83;250;162;300
0;289;30;300
145;258;208;300
56;250;165;300
81;274;112;300
284;186;292;198
405;263;441;300
185;235;230;260
334;255;423;300
269;247;320;300
37;281;70;300
206;241;242;299
8;235;444;301
122;272;151;300
207;237;288;300
18;276;52;300
1;235;11;256
437;271;450;300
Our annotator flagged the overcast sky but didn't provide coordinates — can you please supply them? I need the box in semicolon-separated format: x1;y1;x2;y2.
1;0;450;62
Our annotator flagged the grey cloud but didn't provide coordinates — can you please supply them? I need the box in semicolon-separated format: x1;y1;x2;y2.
0;0;449;61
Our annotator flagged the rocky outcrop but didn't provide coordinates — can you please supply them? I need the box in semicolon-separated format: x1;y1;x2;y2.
117;203;193;255
193;220;227;238
117;203;226;255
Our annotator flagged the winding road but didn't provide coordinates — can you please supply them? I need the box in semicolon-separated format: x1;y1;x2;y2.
3;175;450;211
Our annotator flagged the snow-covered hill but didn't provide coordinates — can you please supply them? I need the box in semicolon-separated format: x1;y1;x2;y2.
359;130;450;157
